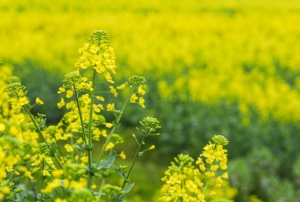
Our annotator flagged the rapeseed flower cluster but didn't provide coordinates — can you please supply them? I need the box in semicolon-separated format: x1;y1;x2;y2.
0;31;160;201
0;65;42;200
75;30;116;83
160;135;229;202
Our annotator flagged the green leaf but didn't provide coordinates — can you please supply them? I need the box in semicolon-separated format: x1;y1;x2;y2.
112;165;126;180
97;151;116;170
123;182;135;193
54;185;66;198
116;183;135;202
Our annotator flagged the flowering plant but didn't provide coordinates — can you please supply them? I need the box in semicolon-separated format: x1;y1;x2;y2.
1;30;160;202
159;135;229;202
0;30;229;202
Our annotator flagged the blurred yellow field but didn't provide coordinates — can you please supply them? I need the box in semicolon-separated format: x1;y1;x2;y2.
2;0;300;123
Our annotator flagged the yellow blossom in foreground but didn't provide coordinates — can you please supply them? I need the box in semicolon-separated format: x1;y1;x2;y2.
52;169;64;178
138;97;145;108
91;183;97;190
96;96;105;101
64;144;74;152
107;103;115;112
120;151;126;160
19;97;28;106
149;145;155;150
41;178;61;193
117;83;126;90
36;97;44;105
57;98;65;109
77;137;83;144
105;142;115;151
42;170;51;176
138;85;146;95
55;199;68;202
105;123;113;128
1;186;10;194
0;123;5;132
109;86;118;97
57;87;66;94
160;135;229;201
130;93;138;102
81;93;91;104
66;90;74;98
93;104;101;112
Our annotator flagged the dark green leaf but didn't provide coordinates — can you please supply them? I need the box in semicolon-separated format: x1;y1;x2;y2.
97;151;116;170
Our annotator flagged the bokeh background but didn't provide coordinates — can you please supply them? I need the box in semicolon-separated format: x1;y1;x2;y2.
1;0;300;201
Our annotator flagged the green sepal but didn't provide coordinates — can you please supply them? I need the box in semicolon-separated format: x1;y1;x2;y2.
112;120;121;128
81;144;93;151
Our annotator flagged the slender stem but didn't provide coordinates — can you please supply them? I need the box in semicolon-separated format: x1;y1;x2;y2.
121;135;146;189
41;159;45;201
71;135;74;163
202;179;210;194
73;85;88;145
55;142;65;164
96;178;106;202
28;178;37;201
95;91;134;167
87;69;97;189
78;149;82;164
115;133;148;202
23;105;63;169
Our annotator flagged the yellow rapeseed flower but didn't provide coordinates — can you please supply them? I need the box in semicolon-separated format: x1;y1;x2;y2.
109;86;118;97
120;151;126;160
64;144;74;152
57;98;65;109
19;97;28;106
66;90;74;98
96;96;105;101
36;97;44;105
107;103;115;112
138;97;145;108
130;93;138;102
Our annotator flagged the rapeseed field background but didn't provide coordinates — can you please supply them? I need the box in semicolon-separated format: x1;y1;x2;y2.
1;0;300;201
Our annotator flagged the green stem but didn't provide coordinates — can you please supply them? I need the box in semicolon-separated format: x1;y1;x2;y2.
41;159;45;201
202;179;210;194
78;149;82;164
96;178;106;202
121;135;146;189
73;85;88;145
55;142;65;164
23;105;63;169
71;136;74;163
28;178;37;201
95;91;134;167
87;69;97;189
115;132;149;202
